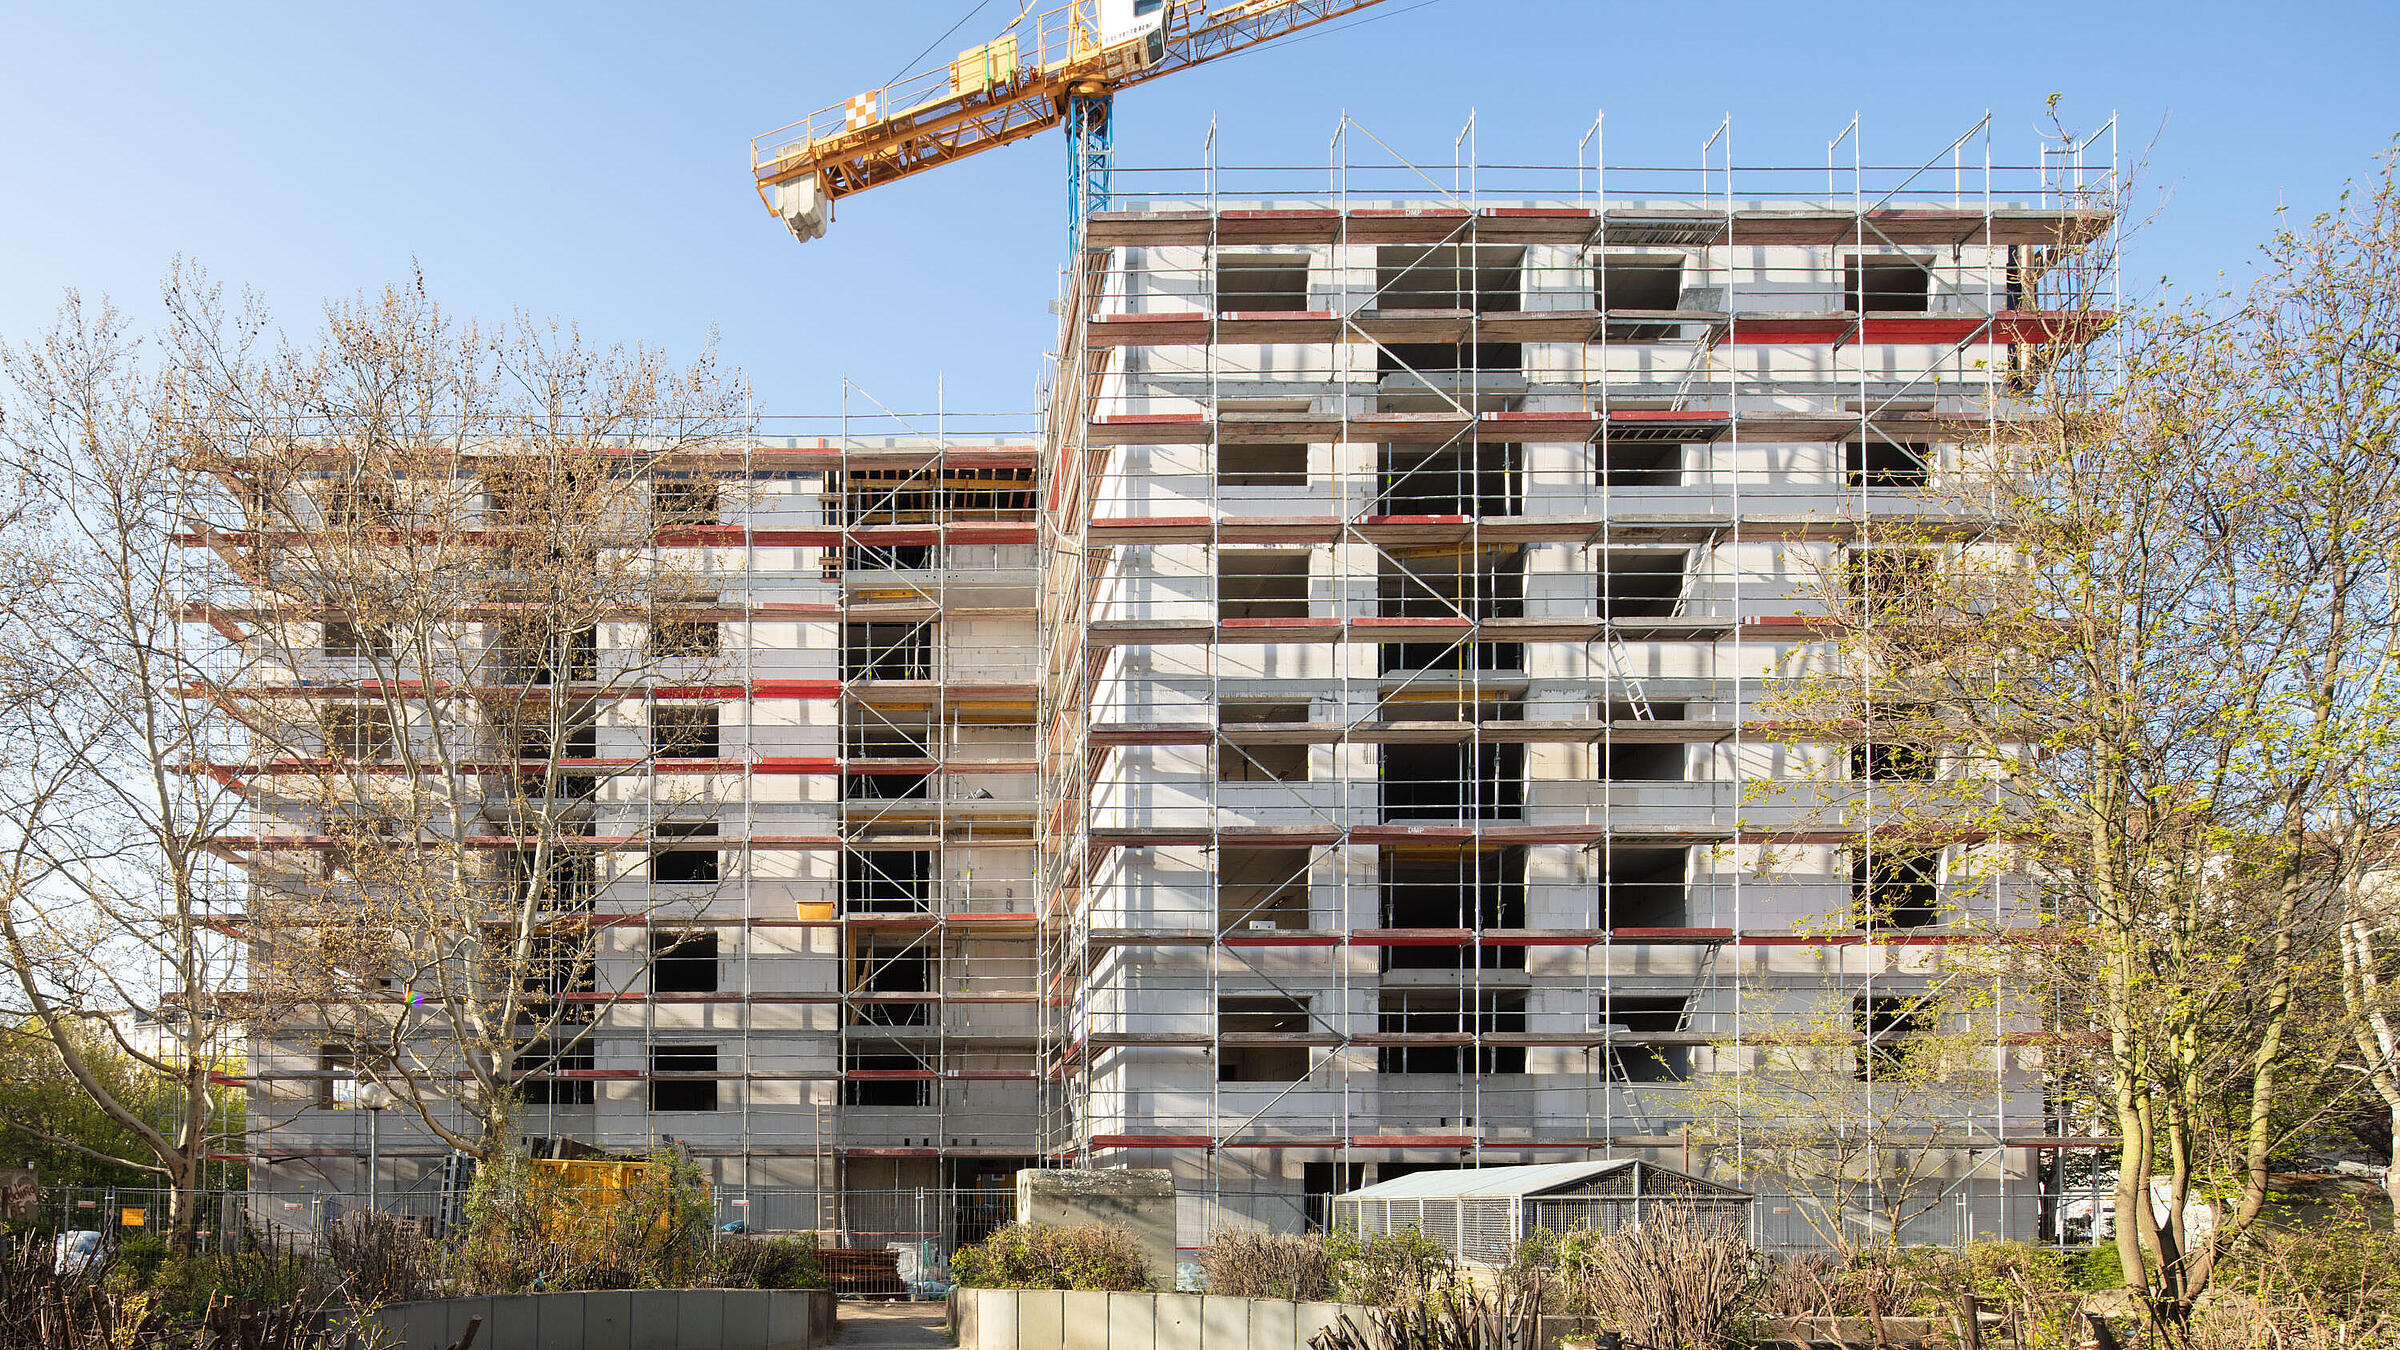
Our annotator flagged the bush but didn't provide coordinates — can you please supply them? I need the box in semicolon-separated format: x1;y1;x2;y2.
1324;1226;1453;1308
0;1232;356;1347
1312;1275;1492;1350
1905;1241;2082;1350
456;1144;716;1293
2073;1244;2128;1291
145;1236;327;1323
1556;1209;1760;1350
2216;1209;2400;1333
1754;1246;1927;1327
323;1212;440;1305
950;1222;1152;1291
1754;1250;1849;1318
1759;1242;2088;1347
708;1234;825;1290
1198;1229;1334;1300
111;1233;170;1288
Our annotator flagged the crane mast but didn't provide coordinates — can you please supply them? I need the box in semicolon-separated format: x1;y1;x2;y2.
751;0;1388;243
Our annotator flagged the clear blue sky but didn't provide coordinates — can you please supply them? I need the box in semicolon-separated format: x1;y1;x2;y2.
3;2;2392;417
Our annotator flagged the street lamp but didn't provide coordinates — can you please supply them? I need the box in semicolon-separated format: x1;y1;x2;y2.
357;1081;393;1216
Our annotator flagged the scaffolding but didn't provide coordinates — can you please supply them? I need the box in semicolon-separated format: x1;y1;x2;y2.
1034;110;2118;1252
181;409;1052;1236
181;108;2123;1258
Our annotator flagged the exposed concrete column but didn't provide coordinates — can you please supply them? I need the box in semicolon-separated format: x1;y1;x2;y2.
1016;1168;1178;1290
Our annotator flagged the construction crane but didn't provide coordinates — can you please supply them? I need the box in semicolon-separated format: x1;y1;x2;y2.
751;0;1389;244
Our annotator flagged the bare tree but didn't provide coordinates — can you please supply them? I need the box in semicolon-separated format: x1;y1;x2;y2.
0;267;754;1222
1688;978;1997;1258
168;275;753;1161
0;288;259;1250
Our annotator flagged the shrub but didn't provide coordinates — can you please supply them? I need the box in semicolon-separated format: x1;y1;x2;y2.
0;1232;356;1347
110;1233;170;1288
144;1236;328;1323
457;1144;716;1293
950;1222;1152;1291
1754;1250;1849;1318
708;1234;826;1290
323;1212;440;1305
1556;1209;1760;1350
1199;1229;1335;1300
1751;1245;1918;1327
1905;1241;2082;1350
2072;1244;2128;1291
604;1145;714;1286
1312;1276;1487;1350
1324;1226;1453;1308
2215;1209;2400;1333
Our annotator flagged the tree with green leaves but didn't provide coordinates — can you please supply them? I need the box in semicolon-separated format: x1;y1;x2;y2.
1757;139;2400;1335
0;1016;237;1192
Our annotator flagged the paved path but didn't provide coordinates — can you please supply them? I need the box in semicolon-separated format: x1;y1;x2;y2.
831;1300;953;1350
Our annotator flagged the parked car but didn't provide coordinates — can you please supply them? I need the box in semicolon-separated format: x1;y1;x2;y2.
53;1230;101;1276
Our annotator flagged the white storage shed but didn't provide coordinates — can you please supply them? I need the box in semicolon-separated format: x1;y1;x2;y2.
1327;1161;1750;1264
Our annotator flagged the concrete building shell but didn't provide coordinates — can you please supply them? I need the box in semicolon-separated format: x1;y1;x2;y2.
207;116;2117;1252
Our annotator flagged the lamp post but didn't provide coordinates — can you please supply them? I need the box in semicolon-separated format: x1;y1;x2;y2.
357;1081;393;1216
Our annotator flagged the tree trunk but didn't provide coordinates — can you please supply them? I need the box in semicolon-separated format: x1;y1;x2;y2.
2389;1098;2400;1229
167;1162;205;1257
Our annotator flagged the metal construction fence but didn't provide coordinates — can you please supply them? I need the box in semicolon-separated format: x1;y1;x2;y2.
33;1177;2097;1269
31;1185;1016;1260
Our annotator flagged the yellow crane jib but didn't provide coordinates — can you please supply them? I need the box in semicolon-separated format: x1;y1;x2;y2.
752;0;1388;244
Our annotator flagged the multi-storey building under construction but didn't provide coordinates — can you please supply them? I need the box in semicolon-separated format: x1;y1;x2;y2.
216;114;2118;1252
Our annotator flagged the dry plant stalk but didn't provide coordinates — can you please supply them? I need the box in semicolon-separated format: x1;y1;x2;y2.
1199;1228;1336;1301
1560;1209;1759;1350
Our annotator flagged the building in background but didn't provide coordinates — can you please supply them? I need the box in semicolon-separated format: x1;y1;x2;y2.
210;115;2116;1253
1033;117;2115;1248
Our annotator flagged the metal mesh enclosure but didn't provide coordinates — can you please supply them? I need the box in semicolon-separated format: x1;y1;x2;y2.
1458;1197;1517;1263
1328;1161;1751;1265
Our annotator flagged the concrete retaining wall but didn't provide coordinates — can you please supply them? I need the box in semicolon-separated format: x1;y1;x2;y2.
952;1288;1353;1350
369;1288;837;1350
1016;1169;1178;1290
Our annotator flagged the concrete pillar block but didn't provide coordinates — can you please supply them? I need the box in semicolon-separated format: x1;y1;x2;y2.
1250;1297;1296;1350
680;1290;726;1348
1107;1292;1160;1350
723;1291;770;1349
1153;1292;1203;1350
446;1298;493;1350
1019;1289;1067;1350
1063;1291;1113;1350
537;1292;590;1350
586;1290;635;1350
486;1294;538;1348
953;1289;978;1348
629;1290;681;1350
372;1304;425;1349
982;1289;1024;1350
1294;1301;1348;1350
1201;1295;1249;1350
765;1290;814;1350
1016;1168;1178;1289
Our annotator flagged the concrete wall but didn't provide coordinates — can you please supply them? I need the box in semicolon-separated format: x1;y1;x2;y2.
368;1288;836;1350
1018;1169;1178;1291
953;1288;1353;1350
